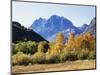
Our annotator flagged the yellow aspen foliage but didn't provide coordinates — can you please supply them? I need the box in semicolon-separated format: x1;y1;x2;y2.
86;32;94;41
54;43;63;53
67;32;77;50
49;42;63;55
76;34;84;48
56;32;65;44
49;32;65;55
83;32;95;50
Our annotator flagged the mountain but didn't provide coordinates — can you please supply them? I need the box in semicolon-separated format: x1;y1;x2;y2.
12;21;47;43
30;15;82;41
83;17;96;36
78;24;88;32
29;18;47;31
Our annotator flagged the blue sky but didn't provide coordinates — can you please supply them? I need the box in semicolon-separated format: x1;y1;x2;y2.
12;1;95;28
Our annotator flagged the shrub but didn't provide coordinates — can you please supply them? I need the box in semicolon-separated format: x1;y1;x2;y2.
77;49;89;60
87;51;96;59
15;42;26;52
31;52;46;64
37;41;49;53
12;43;19;54
12;41;37;54
60;51;68;62
46;53;60;64
65;51;78;61
59;52;67;62
89;39;96;51
60;50;78;62
12;52;31;66
12;55;18;66
25;41;37;54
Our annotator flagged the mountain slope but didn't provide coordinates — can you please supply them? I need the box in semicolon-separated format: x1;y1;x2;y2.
30;15;82;41
78;24;88;32
83;17;96;36
12;21;47;43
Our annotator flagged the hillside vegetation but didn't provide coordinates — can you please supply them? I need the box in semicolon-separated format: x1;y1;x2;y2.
12;32;96;66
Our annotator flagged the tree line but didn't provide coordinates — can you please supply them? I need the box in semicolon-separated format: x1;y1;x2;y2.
12;32;96;65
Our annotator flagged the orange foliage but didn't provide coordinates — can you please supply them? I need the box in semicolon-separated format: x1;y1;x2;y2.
67;32;77;50
56;32;65;44
49;32;65;55
48;32;95;55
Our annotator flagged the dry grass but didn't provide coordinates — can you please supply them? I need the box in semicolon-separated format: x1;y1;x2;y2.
12;60;96;74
